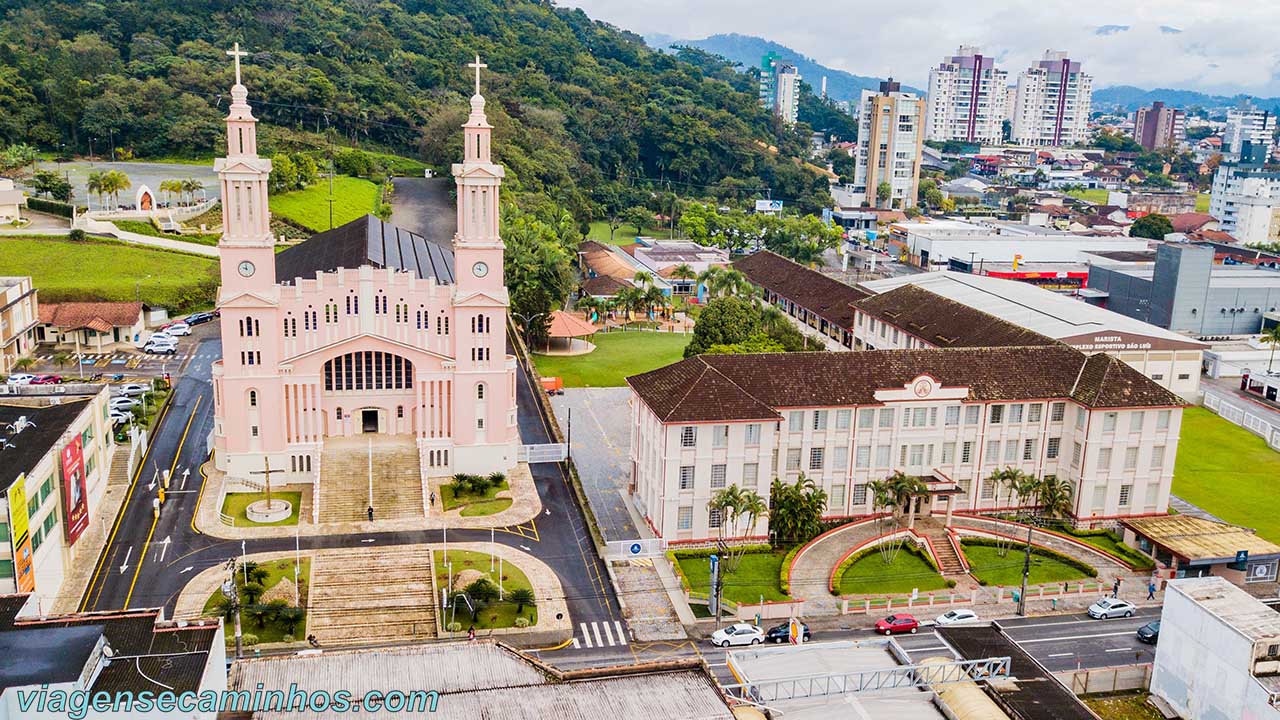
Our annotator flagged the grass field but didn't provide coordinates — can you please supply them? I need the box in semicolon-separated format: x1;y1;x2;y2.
1083;692;1165;720
834;548;950;596
0;236;217;310
1174;406;1280;543
434;550;537;630
676;551;791;604
114;219;220;246
1066;188;1110;204
532;330;691;387
585;220;670;246
221;491;302;527
1195;193;1210;212
962;542;1091;586
440;480;510;515
269;175;380;232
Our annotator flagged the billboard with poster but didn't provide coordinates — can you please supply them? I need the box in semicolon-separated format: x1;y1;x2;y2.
7;475;35;593
61;435;88;545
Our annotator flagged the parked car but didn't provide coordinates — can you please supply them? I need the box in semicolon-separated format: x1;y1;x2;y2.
148;331;176;343
108;396;141;410
108;410;134;425
184;311;217;325
30;375;62;385
709;623;765;648
935;609;980;626
1136;620;1160;644
114;383;151;396
143;338;178;355
875;614;919;635
162;322;192;336
764;622;811;644
5;373;35;385
1088;598;1137;619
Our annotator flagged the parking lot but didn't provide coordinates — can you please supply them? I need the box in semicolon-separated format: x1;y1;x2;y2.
19;316;219;380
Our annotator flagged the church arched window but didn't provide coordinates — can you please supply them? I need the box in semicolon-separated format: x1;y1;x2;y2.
476;383;486;400
248;390;257;407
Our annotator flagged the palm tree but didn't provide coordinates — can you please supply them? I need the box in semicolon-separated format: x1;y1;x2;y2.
509;587;536;615
87;171;105;210
182;178;204;205
642;285;668;320
633;270;654;288
670;263;695;282
886;471;929;530
867;479;903;562
613;286;646;326
51;352;72;373
759;304;788;334
1037;475;1075;520
1263;326;1280;375
697;266;725;297
576;296;601;323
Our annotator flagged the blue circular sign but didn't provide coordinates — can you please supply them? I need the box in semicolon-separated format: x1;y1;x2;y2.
629;542;642;555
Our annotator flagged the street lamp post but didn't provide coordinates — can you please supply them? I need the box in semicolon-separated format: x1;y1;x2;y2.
512;311;544;349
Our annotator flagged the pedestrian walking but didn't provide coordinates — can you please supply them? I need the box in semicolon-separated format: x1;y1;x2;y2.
1112;577;1121;598
367;505;374;522
467;625;476;642
1147;581;1156;600
429;491;436;507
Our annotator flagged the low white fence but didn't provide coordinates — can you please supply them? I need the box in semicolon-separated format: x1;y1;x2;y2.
1204;389;1280;451
1054;664;1152;695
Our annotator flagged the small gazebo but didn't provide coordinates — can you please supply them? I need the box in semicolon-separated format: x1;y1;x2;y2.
542;310;598;356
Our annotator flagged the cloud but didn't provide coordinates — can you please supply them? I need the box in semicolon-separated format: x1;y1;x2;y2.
1095;25;1131;36
562;0;1280;95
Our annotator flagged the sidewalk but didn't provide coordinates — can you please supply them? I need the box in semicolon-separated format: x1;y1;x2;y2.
49;444;133;614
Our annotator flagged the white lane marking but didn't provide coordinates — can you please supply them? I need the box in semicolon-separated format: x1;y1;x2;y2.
179;566;195;574
1005;613;1154;631
592;623;604;647
1106;647;1140;653
1048;652;1074;658
571;638;580;649
602;621;615;646
614;620;629;645
1018;630;1136;644
580;622;593;649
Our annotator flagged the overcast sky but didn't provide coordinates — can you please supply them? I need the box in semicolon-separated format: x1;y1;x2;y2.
563;0;1280;96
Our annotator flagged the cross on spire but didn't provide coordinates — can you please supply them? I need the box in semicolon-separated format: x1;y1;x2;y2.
227;42;248;86
467;54;487;96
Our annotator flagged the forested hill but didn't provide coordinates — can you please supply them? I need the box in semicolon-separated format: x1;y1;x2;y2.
0;0;834;216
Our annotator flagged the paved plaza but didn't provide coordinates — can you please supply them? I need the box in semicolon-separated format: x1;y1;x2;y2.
550;387;639;542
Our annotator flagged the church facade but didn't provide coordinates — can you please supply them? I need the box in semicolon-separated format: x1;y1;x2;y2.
211;54;518;484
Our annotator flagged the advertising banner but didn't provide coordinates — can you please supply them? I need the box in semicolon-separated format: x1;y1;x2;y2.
61;435;88;545
7;475;35;593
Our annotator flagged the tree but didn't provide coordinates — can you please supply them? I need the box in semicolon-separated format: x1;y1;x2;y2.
768;474;827;545
706;333;786;354
277;606;305;634
876;182;892;208
270;153;299;194
239;561;270;586
509;587;536;614
624;207;652;236
885;471;929;530
710;485;769;571
684;296;760;356
867;478;906;563
670;263;696;284
11;357;36;372
51;352;72;372
1130;213;1173;241
1037;475;1074;520
29;170;72;202
1261;325;1280;374
462;578;500;621
208;594;237;622
0;145;37;177
241;582;265;605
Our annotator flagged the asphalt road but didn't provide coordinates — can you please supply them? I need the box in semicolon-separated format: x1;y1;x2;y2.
537;607;1162;681
78;328;624;645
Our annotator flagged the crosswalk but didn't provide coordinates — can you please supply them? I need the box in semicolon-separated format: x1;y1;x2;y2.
571;620;630;649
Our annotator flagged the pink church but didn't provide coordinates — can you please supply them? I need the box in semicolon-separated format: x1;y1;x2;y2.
211;53;519;484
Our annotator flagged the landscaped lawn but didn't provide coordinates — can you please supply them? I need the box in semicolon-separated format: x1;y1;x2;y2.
441;479;510;514
675;551;791;604
834;548;950;596
269;175;380;232
460;498;513;517
585;220;670;246
0;236;217;310
1174;406;1280;543
434;550;537;630
115;219;220;246
1195;193;1210;212
532;330;691;387
221;491;302;527
202;557;311;645
1067;531;1155;570
962;542;1091;586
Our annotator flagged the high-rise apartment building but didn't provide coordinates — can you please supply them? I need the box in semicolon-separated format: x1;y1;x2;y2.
1133;101;1185;151
759;52;801;124
1223;103;1275;159
854;79;923;209
1010;51;1093;147
924;46;1008;145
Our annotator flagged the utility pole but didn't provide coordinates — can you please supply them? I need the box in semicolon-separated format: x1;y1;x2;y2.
327;158;336;230
1017;521;1033;616
222;560;243;659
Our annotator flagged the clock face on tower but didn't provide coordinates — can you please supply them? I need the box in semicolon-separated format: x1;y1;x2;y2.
472;261;489;278
237;260;256;278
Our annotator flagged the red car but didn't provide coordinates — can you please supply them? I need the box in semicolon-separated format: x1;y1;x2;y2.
30;375;62;385
875;613;919;635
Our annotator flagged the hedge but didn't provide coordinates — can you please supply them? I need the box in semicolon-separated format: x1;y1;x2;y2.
960;537;1099;578
666;545;775;593
1059;528;1156;570
779;544;802;596
26;197;74;218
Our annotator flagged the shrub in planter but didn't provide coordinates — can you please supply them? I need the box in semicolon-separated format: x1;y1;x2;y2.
282;634;294;644
514;617;530;628
241;634;259;646
446;622;462;632
945;579;957;588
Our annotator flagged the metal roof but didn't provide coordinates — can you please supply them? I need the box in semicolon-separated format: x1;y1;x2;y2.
275;215;456;285
1123;515;1280;563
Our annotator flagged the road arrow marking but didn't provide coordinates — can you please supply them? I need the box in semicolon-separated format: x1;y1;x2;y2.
156;536;171;562
181;468;190;490
520;545;532;552
361;538;376;543
118;546;133;574
179;566;194;574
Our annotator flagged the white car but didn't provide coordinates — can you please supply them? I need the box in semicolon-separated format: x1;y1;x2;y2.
163;322;192;336
114;383;151;396
148;331;176;343
143;340;178;355
1088;598;1137;619
6;373;35;385
709;623;764;648
108;410;134;425
109;396;140;410
936;609;980;626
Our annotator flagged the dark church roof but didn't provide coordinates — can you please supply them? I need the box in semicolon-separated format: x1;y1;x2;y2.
275;214;456;285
